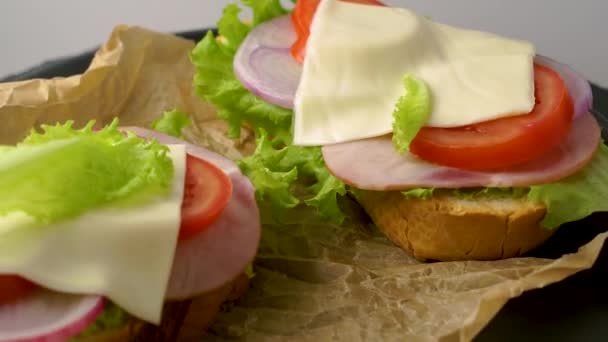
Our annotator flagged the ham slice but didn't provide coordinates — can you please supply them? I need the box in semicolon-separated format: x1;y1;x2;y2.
322;113;601;190
122;128;260;300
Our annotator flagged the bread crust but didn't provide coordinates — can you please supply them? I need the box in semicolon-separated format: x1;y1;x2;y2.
358;191;554;261
78;272;250;342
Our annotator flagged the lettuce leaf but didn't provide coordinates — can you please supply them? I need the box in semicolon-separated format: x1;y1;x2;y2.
402;188;435;199
240;130;347;223
192;0;347;223
0;119;173;224
71;301;130;340
453;187;528;199
190;2;292;138
392;74;432;153
217;4;251;53
401;145;608;229
151;109;192;138
529;144;608;228
243;0;289;26
401;187;526;200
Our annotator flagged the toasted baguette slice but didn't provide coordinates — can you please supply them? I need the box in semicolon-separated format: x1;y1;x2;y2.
358;191;554;261
78;272;249;342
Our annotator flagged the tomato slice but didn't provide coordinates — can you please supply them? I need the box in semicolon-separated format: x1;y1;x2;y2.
291;0;385;63
0;275;35;304
410;64;574;171
179;154;233;241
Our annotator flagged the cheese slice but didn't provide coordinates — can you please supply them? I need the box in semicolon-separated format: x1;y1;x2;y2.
293;0;536;146
0;144;186;324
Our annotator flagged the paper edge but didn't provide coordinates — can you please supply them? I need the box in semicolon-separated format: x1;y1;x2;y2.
440;231;608;342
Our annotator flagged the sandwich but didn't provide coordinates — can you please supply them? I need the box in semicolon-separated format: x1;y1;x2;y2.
191;0;607;261
0;113;260;341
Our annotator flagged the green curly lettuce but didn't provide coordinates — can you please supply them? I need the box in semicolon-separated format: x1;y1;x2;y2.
191;0;347;223
392;74;432;153
0;119;173;224
70;302;130;340
529;144;608;228
402;188;435;199
151;109;192;138
240;130;347;223
243;0;289;27
190;2;292;138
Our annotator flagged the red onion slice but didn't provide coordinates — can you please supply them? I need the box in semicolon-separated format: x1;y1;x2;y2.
234;15;301;109
121;127;261;299
535;55;593;119
0;290;103;342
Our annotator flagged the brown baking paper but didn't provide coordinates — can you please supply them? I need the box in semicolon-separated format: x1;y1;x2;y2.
0;25;606;342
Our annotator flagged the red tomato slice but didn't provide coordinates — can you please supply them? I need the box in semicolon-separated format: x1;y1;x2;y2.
179;154;233;241
290;0;385;63
410;63;574;171
0;275;35;304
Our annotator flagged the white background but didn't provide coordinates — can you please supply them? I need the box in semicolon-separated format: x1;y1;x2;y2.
0;0;606;87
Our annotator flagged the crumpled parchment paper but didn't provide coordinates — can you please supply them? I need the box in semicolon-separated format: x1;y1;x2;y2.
0;25;606;342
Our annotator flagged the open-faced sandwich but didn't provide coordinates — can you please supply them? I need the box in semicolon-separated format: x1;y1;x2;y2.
191;0;607;261
0;114;260;341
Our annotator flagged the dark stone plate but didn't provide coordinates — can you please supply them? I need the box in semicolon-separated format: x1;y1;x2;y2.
3;29;608;342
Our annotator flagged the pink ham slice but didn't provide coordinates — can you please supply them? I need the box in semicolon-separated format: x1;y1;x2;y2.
0;290;103;342
322;113;601;190
122;128;260;300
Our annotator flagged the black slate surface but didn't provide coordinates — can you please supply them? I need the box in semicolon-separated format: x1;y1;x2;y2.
2;29;608;342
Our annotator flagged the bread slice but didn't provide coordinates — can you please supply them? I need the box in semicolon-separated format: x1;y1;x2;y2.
78;272;250;342
358;190;553;261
